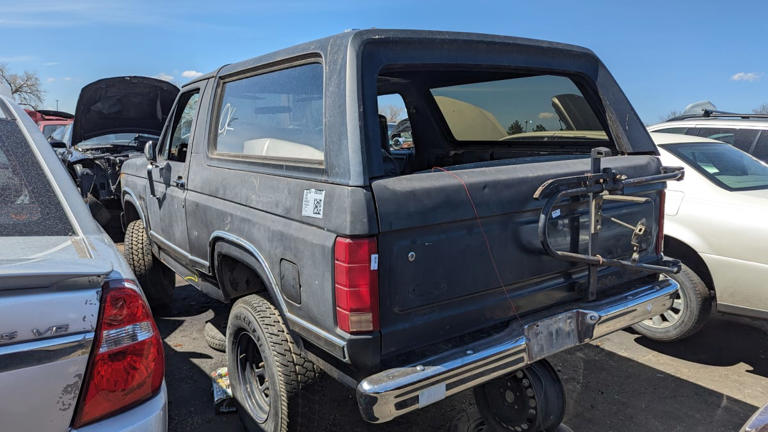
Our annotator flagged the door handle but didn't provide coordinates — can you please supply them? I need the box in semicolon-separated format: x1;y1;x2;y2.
174;177;186;189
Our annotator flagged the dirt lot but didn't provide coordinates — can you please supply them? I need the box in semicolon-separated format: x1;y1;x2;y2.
157;280;768;432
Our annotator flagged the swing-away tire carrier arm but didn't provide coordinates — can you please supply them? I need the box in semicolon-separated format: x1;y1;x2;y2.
533;166;685;275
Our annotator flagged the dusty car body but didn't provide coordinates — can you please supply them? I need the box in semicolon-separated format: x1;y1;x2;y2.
119;30;681;430
634;132;768;341
61;76;178;237
0;92;167;431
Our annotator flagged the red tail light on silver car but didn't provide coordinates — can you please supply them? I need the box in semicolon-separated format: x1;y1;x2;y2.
334;237;379;333
72;280;164;427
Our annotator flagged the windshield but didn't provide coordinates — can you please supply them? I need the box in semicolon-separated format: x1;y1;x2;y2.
663;142;768;191
0;118;74;236
429;75;609;143
77;132;157;148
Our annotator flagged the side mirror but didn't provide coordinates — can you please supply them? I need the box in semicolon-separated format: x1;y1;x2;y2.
144;141;156;162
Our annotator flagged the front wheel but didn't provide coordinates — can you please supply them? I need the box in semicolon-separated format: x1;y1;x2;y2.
227;294;320;432
632;262;712;342
123;219;175;309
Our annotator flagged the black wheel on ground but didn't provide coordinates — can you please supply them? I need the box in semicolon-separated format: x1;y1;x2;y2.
124;219;175;309
474;359;565;432
632;262;712;342
204;321;226;352
227;294;321;432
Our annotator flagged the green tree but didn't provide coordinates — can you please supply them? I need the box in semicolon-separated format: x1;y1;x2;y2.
533;124;547;132
507;120;523;135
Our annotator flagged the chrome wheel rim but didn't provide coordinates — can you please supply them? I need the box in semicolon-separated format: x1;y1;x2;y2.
643;292;684;329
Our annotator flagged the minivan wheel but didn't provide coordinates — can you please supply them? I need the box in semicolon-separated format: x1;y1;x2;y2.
123;219;175;309
632;262;712;342
227;294;320;432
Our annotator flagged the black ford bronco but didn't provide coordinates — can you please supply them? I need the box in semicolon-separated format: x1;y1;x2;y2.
120;30;682;432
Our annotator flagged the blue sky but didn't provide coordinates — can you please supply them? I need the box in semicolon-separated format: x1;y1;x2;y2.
2;0;767;123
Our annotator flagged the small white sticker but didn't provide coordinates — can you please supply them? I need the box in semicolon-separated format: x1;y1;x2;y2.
302;189;325;219
418;383;446;407
370;254;379;270
551;208;561;219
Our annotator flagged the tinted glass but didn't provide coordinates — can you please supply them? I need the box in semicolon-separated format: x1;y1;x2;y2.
0;119;74;236
750;131;768;162
215;63;323;164
691;128;759;152
664;142;768;191
654;127;688;135
430;75;608;143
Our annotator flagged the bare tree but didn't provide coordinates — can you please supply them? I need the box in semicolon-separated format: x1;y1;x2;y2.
659;110;682;122
752;104;768;114
379;105;404;123
0;64;44;109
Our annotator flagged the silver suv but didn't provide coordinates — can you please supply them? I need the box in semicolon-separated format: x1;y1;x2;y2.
648;110;768;162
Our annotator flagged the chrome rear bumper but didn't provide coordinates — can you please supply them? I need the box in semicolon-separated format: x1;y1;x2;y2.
357;278;679;423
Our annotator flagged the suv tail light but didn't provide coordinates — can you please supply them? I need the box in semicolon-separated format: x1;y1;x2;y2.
656;190;666;255
73;280;165;427
334;237;379;333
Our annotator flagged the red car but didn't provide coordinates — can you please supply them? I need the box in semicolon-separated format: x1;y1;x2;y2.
24;109;74;141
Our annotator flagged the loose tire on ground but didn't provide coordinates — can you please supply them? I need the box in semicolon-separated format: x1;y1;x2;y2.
227;294;321;432
204;321;227;352
632;262;712;342
124;219;175;309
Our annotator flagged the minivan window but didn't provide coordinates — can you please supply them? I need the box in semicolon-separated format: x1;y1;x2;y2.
214;63;324;164
0;119;74;236
430;75;608;143
663;142;768;191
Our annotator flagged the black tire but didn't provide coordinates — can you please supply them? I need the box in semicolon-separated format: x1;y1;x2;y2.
204;322;227;352
124;219;175;309
227;294;320;432
632;262;712;342
475;360;565;432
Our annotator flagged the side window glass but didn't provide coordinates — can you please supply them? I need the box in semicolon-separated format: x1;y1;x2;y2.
693;127;758;152
752;131;768;162
654;127;688;135
214;63;323;164
163;91;200;163
377;94;413;153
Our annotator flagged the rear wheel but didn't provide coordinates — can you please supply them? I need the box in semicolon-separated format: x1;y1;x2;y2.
474;360;565;432
632;262;712;342
124;219;175;309
227;294;320;432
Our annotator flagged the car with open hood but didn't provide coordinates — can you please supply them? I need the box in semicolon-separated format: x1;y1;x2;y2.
61;76;178;238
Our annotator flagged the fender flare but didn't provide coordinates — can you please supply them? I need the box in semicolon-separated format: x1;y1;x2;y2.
122;187;148;232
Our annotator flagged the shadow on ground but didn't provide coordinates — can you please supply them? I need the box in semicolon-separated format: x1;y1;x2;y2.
158;284;760;432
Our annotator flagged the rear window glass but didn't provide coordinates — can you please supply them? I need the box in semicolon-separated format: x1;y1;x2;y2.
0;119;74;236
430;75;608;143
214;63;324;164
663;142;768;191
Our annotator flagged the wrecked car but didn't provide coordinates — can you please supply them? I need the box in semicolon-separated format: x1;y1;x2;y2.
61;76;178;238
120;30;683;432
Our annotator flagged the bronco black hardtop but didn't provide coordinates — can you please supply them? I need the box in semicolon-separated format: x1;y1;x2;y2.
119;29;682;431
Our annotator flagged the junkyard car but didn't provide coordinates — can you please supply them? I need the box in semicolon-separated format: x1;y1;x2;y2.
24;108;74;142
0;89;167;431
120;30;681;431
62;76;178;238
633;133;768;341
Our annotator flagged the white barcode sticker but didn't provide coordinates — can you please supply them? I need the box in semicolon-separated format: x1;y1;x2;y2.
301;189;325;219
551;208;561;219
370;254;379;270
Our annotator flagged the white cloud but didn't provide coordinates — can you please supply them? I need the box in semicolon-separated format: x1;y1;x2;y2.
731;72;761;82
63;76;71;81
155;73;174;82
181;70;203;79
538;112;556;119
0;55;36;63
46;77;55;83
43;61;59;66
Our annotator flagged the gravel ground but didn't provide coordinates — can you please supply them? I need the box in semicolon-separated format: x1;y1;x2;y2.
157;280;768;432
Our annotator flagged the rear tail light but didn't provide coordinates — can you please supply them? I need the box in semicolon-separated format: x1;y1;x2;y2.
656;190;666;255
72;280;165;427
334;237;379;333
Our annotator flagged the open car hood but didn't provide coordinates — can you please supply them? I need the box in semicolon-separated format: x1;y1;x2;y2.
71;76;179;145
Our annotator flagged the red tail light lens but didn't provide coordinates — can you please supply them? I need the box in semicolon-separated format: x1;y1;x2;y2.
73;280;165;427
334;237;379;333
656;190;666;255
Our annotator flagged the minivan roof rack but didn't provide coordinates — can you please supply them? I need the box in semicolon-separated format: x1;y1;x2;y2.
667;109;768;121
